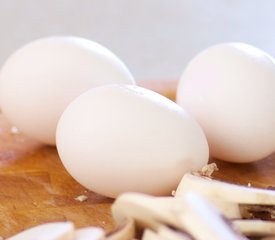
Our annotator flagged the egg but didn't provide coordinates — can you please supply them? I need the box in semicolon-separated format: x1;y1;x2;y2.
0;36;135;145
177;42;275;163
56;84;209;198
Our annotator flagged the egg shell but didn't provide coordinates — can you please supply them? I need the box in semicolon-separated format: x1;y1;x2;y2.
56;84;209;198
177;42;275;163
0;36;135;145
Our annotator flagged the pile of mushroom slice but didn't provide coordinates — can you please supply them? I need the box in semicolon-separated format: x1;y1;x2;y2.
7;164;275;240
6;220;135;240
112;164;275;240
6;222;105;240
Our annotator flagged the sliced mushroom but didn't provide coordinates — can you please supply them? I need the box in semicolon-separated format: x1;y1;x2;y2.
175;173;275;219
157;225;193;240
112;192;247;240
112;193;185;231
7;222;75;240
107;218;135;240
174;191;247;240
233;219;275;237
76;226;105;240
142;229;163;240
175;173;275;205
141;226;192;240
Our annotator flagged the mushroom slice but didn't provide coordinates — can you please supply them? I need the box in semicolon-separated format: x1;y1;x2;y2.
112;192;247;240
7;222;75;240
107;218;135;240
157;225;193;240
175;173;275;205
76;226;105;240
175;191;248;240
233;219;275;237
141;226;191;240
175;173;275;219
175;173;240;218
112;193;186;231
142;229;163;240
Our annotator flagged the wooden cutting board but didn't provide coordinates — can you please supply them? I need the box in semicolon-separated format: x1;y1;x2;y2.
1;79;275;238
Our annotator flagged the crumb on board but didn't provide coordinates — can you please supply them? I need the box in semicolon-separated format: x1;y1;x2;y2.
193;163;219;178
247;182;251;187
74;195;88;202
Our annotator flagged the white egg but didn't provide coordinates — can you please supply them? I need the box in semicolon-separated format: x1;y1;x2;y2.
0;36;135;145
56;84;209;198
177;42;275;163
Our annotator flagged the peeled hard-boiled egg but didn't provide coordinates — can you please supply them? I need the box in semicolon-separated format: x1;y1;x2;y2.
56;84;209;198
0;36;135;145
177;42;275;163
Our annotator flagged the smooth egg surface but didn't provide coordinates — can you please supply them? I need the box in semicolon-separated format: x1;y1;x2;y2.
177;42;275;163
0;36;135;145
56;84;209;198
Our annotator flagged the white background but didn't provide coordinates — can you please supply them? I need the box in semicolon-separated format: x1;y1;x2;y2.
0;0;274;80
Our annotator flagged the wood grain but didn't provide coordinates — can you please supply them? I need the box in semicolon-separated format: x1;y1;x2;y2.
0;79;274;237
0;116;115;237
